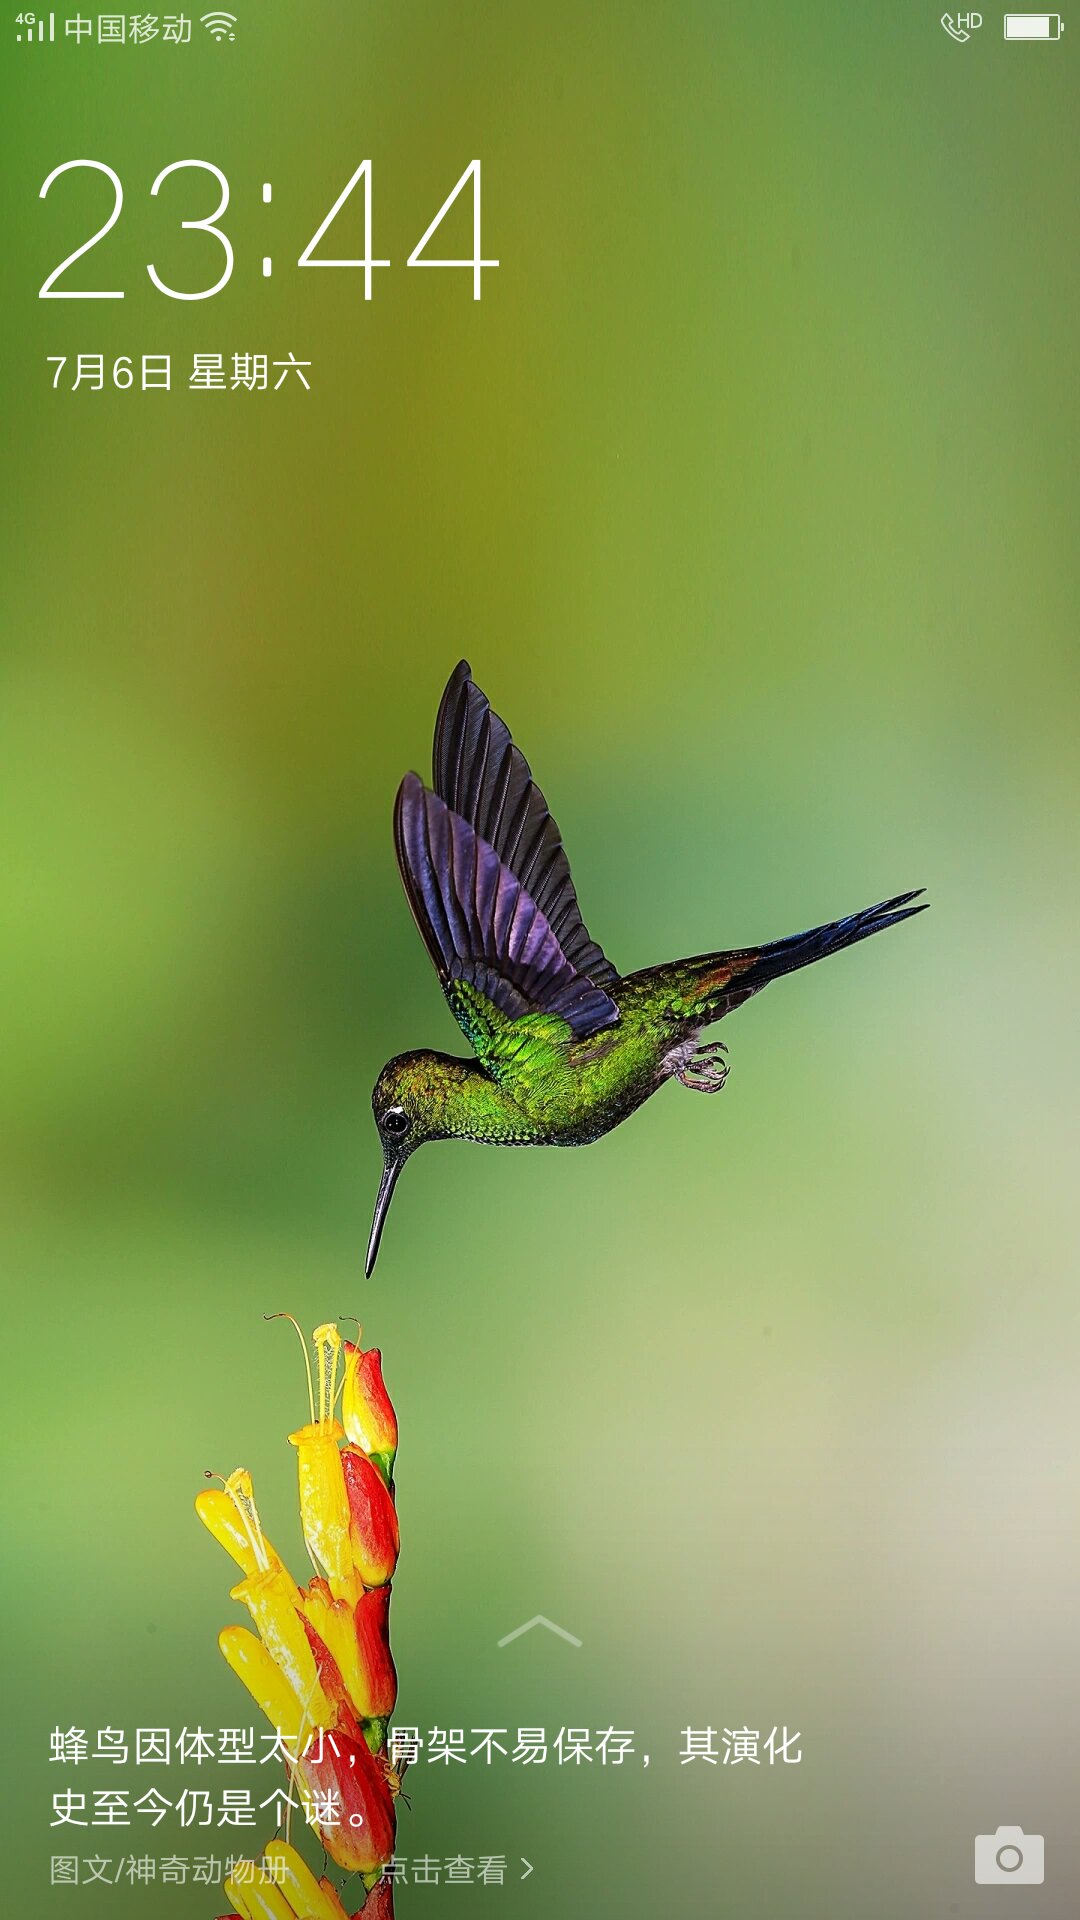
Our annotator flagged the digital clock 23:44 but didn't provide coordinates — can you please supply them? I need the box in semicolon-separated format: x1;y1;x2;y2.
39;159;498;302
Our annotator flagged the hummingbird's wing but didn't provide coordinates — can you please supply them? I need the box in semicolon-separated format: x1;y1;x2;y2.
394;772;620;1047
431;661;620;992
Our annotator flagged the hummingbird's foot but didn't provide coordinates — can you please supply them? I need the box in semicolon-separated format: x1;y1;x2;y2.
676;1039;730;1093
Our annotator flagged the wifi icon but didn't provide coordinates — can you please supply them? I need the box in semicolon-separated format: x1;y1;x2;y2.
201;10;237;39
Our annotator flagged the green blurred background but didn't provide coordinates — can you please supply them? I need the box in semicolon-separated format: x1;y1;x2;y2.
3;2;1078;1914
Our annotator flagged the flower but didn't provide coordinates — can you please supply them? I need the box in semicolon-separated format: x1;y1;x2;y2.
288;1324;355;1601
342;1449;400;1588
301;1580;397;1724
342;1339;398;1469
199;1321;402;1906
219;1836;364;1919
295;1727;397;1877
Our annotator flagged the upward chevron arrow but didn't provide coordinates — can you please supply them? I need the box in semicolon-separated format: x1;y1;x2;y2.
496;1614;582;1648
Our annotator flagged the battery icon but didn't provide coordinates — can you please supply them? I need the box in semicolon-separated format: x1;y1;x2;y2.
1003;12;1064;34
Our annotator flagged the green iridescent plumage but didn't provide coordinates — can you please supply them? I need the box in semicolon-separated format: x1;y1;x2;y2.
365;662;926;1273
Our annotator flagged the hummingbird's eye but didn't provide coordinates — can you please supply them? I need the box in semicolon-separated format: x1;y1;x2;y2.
382;1106;409;1138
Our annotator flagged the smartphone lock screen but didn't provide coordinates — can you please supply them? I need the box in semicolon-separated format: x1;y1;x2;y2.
2;5;1077;1917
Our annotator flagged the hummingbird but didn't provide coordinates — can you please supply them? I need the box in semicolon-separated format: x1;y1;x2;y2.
366;661;926;1273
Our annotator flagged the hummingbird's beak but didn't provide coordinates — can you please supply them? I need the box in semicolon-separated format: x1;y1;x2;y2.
366;1153;403;1277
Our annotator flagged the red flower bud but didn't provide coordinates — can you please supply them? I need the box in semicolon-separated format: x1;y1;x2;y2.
296;1728;396;1878
352;1879;395;1920
353;1584;397;1721
342;1342;398;1465
299;1580;398;1725
342;1448;400;1588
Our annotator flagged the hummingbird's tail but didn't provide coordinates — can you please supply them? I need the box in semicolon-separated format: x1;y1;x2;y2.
655;888;927;1027
730;888;928;993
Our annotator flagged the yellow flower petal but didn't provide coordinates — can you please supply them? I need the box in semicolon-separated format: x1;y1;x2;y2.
296;1583;366;1722
223;1867;295;1920
195;1485;286;1582
229;1568;333;1733
217;1625;305;1748
287;1423;354;1602
221;1870;255;1920
262;1841;351;1920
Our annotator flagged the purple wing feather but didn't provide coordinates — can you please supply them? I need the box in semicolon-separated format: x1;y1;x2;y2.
394;774;620;1040
432;661;619;990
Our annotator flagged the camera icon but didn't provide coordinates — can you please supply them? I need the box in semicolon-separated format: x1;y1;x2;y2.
974;1826;1044;1885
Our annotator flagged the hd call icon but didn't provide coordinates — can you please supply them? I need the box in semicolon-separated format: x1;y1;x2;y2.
941;10;983;36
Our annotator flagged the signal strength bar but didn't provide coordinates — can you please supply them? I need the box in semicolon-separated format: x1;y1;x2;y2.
18;13;56;40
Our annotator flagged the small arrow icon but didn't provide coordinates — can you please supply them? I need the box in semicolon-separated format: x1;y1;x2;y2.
520;1858;534;1879
496;1614;582;1648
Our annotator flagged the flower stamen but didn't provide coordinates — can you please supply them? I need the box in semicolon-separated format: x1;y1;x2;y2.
204;1468;271;1575
313;1321;343;1425
265;1311;316;1425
